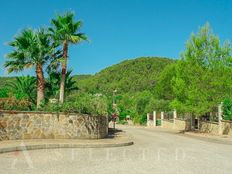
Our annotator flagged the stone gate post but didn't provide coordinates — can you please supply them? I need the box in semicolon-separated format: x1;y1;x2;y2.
173;109;177;128
161;112;164;127
218;102;223;135
153;111;156;127
147;113;150;127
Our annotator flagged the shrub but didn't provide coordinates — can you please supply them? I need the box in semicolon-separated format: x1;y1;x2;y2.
132;113;146;125
43;93;108;116
7;76;36;104
223;99;232;120
0;88;9;98
0;97;32;111
117;119;128;125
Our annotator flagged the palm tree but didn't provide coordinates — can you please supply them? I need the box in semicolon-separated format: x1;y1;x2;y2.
49;11;87;103
5;28;54;108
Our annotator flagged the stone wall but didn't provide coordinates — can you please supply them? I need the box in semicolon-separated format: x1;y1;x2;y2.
162;120;175;129
222;120;232;136
162;119;190;131
174;119;190;131
147;120;154;127
198;120;232;136
152;110;232;135
0;111;108;141
199;121;219;135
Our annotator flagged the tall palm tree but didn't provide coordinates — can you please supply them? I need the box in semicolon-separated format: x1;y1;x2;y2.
5;28;54;108
49;11;87;103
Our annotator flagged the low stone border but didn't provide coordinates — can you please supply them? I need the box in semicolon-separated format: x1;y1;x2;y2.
0;141;134;154
0;135;134;154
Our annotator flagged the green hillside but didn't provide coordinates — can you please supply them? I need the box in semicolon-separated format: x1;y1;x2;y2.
0;57;175;94
72;74;92;82
77;57;176;94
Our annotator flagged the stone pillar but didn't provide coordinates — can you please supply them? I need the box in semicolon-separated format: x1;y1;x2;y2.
153;111;156;127
173;109;177;119
161;112;164;127
218;102;223;135
147;113;150;127
173;109;177;129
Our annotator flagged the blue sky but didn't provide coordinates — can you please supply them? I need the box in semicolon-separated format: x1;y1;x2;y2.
0;0;232;76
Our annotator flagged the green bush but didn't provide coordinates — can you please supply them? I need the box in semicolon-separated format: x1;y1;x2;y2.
43;93;108;116
0;97;32;111
132;113;147;125
0;88;9;98
117;119;128;125
223;99;232;120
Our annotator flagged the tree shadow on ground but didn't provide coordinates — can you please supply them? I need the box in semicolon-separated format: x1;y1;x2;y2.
107;128;123;139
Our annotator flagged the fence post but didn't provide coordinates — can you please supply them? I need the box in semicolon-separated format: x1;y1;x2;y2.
173;109;177;129
153;111;156;127
161;112;164;127
147;113;150;127
218;102;223;135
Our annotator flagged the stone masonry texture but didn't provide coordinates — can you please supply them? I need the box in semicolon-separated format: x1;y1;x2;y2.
0;111;108;141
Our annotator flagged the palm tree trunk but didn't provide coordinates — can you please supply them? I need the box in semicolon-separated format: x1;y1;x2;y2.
36;64;45;108
59;40;68;104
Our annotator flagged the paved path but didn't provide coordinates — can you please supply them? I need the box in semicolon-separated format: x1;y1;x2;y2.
0;125;231;174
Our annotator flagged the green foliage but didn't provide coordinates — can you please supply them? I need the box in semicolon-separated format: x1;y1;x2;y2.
117;120;128;125
49;11;88;45
223;99;232;120
0;76;36;110
43;93;108;116
2;21;232;124
171;23;232;116
72;74;92;82
77;57;175;94
112;91;153;124
5;28;56;107
49;11;88;104
5;28;54;73
0;88;10;98
0;77;16;89
146;99;170;112
0;97;32;111
135;91;152;115
133;113;147;125
7;76;36;103
155;63;176;100
74;57;175;124
46;70;78;99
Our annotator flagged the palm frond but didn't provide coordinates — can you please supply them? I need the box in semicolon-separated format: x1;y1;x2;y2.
50;11;88;44
6;27;56;74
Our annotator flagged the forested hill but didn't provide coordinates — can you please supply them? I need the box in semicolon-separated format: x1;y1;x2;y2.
0;57;176;94
77;57;176;94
